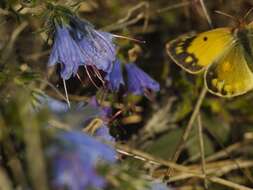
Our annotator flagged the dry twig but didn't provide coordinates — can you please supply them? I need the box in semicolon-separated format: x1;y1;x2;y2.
197;114;208;189
116;143;253;189
102;2;150;32
171;86;207;162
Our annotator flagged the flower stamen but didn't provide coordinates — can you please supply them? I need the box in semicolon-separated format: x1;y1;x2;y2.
91;65;106;87
112;34;146;43
85;65;100;89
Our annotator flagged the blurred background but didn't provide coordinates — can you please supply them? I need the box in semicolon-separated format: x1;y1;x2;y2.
1;0;253;189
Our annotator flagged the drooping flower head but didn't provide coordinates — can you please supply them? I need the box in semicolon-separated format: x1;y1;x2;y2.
47;130;116;190
125;63;160;95
107;59;125;92
69;16;116;74
48;25;87;80
48;15;117;84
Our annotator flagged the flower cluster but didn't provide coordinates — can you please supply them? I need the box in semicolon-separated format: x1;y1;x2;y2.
47;130;116;190
46;9;161;190
32;93;116;190
48;16;116;80
107;61;160;96
48;15;160;97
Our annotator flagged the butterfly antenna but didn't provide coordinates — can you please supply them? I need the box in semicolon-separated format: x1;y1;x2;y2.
214;10;237;22
244;7;253;20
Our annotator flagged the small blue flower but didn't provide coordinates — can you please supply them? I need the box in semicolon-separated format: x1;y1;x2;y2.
48;16;117;82
52;153;105;190
94;124;115;143
149;182;169;190
107;59;125;91
48;26;87;80
47;130;116;190
88;96;112;119
70;16;116;73
125;63;160;95
55;130;116;162
86;97;115;142
33;93;69;113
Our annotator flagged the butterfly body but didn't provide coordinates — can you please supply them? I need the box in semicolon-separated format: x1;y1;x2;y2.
166;22;253;97
234;26;253;56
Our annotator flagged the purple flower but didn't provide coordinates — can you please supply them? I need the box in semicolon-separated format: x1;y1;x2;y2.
70;17;116;74
149;182;169;190
48;26;86;80
125;63;160;95
88;96;112;119
94;124;115;143
86;97;115;142
47;130;116;190
33;94;69;113
52;153;104;190
107;59;124;91
48;16;117;84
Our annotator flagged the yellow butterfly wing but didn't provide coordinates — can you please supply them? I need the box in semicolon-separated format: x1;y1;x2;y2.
204;44;253;97
166;28;234;74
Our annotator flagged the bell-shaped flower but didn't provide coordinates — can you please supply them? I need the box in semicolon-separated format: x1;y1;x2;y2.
107;59;125;91
69;16;116;74
125;63;160;95
48;26;86;80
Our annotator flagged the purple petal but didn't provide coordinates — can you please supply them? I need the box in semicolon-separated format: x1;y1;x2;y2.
107;59;124;91
94;124;115;143
48;26;87;80
150;182;169;190
48;130;116;190
70;17;116;73
125;63;160;95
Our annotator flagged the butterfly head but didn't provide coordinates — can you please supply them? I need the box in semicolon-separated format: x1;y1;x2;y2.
232;19;248;34
215;10;253;31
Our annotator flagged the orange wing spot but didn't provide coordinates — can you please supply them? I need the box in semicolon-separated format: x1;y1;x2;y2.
211;78;218;87
185;56;193;63
217;80;225;92
176;47;183;54
221;61;232;72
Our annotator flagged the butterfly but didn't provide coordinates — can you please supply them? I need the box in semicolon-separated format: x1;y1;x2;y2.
166;11;253;98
